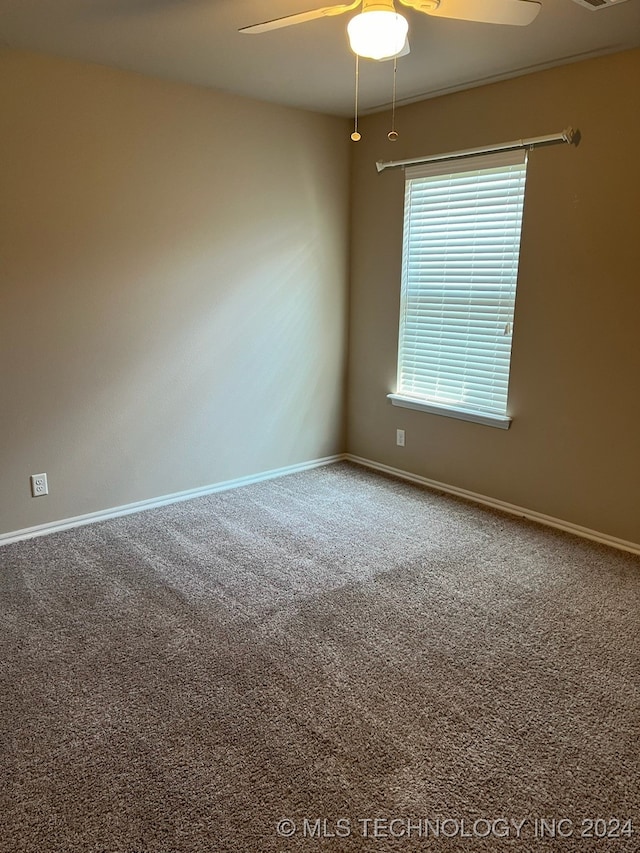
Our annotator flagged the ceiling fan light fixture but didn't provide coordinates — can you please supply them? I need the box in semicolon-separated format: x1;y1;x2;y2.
347;10;409;60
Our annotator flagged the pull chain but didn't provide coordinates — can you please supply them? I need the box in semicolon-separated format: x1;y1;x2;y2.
388;57;399;141
351;54;361;142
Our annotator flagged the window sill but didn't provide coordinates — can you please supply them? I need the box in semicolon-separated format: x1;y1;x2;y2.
387;394;512;430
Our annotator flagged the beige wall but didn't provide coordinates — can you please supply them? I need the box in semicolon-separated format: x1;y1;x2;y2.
348;49;640;545
3;47;638;546
0;50;350;536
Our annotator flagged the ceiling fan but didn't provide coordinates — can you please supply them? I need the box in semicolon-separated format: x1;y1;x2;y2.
239;0;542;61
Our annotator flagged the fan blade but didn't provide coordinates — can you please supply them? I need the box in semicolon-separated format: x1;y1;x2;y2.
399;0;540;25
239;1;360;34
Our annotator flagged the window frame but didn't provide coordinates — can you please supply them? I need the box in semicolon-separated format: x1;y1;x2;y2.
389;149;529;430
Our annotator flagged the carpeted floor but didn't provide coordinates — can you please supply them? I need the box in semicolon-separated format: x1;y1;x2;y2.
0;461;638;852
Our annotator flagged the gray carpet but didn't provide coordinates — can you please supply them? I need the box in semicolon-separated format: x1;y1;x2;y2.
0;461;638;852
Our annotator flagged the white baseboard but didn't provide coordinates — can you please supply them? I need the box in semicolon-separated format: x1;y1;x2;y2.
0;455;343;547
345;454;640;556
4;452;638;557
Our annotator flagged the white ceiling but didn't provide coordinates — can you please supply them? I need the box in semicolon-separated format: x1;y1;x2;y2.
1;0;639;115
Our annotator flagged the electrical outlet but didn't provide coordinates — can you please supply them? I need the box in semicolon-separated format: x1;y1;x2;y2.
396;429;405;447
30;473;48;497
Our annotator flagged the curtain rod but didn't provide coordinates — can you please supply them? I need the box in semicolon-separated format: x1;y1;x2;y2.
375;127;579;173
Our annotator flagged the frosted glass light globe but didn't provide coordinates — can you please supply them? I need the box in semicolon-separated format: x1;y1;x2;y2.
347;11;409;60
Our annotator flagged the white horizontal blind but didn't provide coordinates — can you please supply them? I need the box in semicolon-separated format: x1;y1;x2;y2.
397;150;528;418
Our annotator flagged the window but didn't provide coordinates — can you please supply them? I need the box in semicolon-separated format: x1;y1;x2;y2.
389;149;528;429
